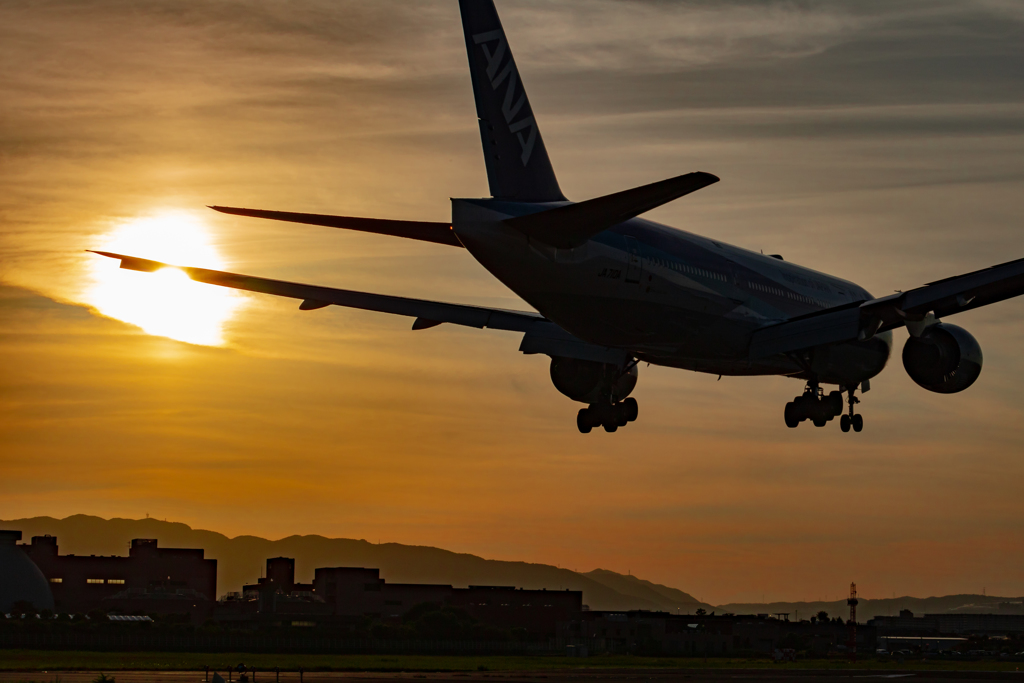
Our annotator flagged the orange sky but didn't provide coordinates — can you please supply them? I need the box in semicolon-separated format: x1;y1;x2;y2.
2;0;1024;605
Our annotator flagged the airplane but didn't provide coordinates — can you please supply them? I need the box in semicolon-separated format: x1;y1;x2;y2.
93;0;1021;434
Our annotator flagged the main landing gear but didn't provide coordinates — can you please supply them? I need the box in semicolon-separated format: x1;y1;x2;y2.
784;382;864;432
577;398;638;433
839;387;863;433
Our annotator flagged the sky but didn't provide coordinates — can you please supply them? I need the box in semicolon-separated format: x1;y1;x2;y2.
2;0;1024;606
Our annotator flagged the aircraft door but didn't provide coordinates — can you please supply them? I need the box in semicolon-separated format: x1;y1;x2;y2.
624;236;643;284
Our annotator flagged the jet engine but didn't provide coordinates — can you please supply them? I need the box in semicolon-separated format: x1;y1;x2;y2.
549;357;637;404
902;323;982;393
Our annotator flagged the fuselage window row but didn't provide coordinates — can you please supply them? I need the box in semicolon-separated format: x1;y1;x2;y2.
746;279;830;308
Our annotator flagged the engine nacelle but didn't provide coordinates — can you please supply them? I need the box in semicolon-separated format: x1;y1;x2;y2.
549;357;637;404
902;323;983;394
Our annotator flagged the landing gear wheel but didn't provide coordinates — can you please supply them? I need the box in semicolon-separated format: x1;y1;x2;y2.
812;418;826;428
784;402;799;428
852;413;864;433
827;391;844;417
603;421;618;433
576;409;593;434
622;397;639;422
840;414;851;432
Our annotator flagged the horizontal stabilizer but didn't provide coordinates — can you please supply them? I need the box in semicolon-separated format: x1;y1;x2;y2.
503;171;719;249
210;206;462;248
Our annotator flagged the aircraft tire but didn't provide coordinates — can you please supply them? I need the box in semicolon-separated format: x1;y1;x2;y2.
812;417;827;427
840;414;851;432
603;421;618;433
622;397;639;422
576;409;593;434
784;402;800;428
852;414;864;432
827;391;844;416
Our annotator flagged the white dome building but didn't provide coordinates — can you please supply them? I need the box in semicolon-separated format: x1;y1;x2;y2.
0;530;54;612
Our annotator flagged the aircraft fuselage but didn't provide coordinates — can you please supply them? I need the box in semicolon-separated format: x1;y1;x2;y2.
453;198;893;387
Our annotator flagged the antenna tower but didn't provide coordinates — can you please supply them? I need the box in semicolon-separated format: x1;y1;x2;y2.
847;582;858;662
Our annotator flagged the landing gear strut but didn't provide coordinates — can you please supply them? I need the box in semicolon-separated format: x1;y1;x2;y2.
577;397;638;434
839;386;863;433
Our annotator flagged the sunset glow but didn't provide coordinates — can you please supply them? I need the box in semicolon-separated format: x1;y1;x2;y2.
3;0;1024;607
87;213;243;346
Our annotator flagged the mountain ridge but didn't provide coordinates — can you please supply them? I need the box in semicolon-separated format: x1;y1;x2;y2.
4;515;1020;620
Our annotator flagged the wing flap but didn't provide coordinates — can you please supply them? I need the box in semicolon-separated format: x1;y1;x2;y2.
902;256;1024;318
519;326;630;365
210;206;462;248
749;306;863;359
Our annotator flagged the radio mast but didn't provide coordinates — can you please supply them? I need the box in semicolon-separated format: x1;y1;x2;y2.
847;582;858;662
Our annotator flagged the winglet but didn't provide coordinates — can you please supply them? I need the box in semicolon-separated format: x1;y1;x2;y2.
88;250;166;272
503;171;719;248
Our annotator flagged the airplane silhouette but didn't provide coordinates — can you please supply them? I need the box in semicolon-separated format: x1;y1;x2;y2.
95;0;1021;434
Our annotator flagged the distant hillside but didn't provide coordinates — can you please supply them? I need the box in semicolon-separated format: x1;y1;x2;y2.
1;515;715;613
717;595;1024;622
584;568;703;613
9;515;1017;619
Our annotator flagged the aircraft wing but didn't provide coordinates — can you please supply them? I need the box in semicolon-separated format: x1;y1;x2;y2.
749;256;1024;358
90;251;543;332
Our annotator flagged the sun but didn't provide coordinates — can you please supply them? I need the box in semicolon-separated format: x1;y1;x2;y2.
87;212;244;346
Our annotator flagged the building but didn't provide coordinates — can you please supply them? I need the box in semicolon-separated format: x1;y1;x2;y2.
558;611;875;656
12;531;579;638
451;585;581;637
220;559;581;637
19;535;216;621
313;566;450;620
560;611;786;655
869;609;1024;637
243;557;314;596
311;566;580;636
0;530;53;612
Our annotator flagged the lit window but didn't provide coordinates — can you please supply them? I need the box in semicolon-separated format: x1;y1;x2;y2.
87;579;104;584
50;578;62;584
108;579;125;585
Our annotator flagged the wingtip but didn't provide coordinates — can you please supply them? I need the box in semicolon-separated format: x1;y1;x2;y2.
209;205;255;217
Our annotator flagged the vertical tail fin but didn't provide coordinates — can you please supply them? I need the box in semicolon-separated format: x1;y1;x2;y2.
459;0;566;202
